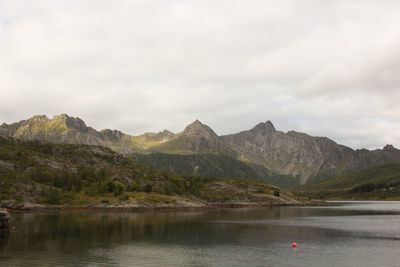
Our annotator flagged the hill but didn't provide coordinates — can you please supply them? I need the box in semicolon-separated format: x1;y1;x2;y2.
0;137;298;209
294;164;400;200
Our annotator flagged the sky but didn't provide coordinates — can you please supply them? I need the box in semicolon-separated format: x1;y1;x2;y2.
1;0;400;149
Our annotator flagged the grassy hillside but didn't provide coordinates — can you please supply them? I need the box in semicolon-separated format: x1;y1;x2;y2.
0;137;296;207
295;164;400;200
131;153;300;188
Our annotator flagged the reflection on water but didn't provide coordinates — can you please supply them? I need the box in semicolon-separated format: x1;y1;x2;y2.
1;202;400;266
0;231;8;250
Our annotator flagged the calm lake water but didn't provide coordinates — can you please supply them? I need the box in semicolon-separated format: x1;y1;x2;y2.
1;201;400;266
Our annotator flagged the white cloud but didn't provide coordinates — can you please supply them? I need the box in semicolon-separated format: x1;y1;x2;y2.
1;0;400;149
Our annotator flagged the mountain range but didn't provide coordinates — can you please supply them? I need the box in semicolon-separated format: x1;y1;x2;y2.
1;114;400;185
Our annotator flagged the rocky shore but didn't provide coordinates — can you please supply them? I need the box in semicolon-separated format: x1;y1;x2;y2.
1;197;325;213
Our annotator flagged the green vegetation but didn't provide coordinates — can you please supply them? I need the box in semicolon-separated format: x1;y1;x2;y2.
0;137;293;207
295;164;400;200
131;153;300;188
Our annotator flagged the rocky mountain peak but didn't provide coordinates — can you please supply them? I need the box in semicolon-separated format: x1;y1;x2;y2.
29;115;50;122
100;129;125;140
178;120;222;152
250;120;276;134
157;130;175;139
383;144;397;151
142;130;175;142
51;114;88;132
162;129;174;136
52;114;69;121
182;120;217;138
186;119;202;128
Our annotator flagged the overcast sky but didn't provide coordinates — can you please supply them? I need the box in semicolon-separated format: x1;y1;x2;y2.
1;0;400;149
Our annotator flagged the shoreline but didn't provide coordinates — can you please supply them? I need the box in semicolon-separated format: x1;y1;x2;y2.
6;200;326;213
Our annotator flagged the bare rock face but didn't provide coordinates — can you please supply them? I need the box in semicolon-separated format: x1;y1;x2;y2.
221;123;329;183
51;114;88;132
142;130;175;143
177;120;223;153
1;114;400;184
183;120;216;137
100;129;126;141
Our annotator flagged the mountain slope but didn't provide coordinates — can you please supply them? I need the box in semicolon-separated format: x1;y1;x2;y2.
295;164;400;199
1;114;400;185
132;153;299;188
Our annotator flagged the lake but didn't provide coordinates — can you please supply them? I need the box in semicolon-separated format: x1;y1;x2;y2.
1;201;400;266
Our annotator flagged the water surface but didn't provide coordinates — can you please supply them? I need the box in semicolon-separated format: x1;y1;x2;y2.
1;201;400;266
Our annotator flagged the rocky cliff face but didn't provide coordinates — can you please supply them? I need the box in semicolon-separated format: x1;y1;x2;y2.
221;122;328;183
1;114;400;184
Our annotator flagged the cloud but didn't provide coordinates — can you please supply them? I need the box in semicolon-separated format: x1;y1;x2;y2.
0;0;400;149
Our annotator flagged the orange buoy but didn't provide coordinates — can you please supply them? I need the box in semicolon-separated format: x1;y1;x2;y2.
292;242;298;248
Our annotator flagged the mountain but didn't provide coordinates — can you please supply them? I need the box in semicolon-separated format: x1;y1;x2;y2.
0;114;176;154
220;121;400;184
145;120;225;154
294;164;400;200
0;136;297;207
1;114;400;185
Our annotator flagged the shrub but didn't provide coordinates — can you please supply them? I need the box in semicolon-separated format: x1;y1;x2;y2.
104;181;115;193
349;183;385;193
144;183;153;193
43;187;61;204
119;194;129;201
113;182;125;196
127;180;140;192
